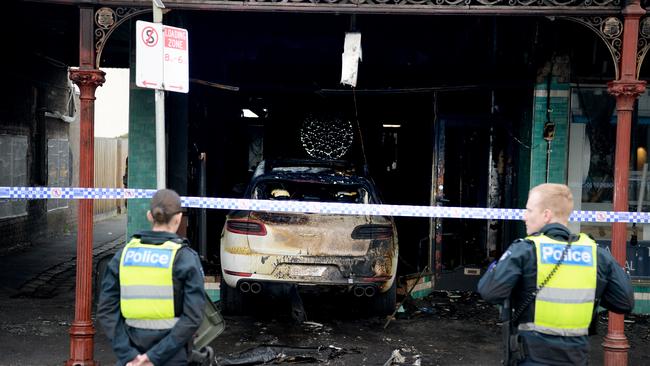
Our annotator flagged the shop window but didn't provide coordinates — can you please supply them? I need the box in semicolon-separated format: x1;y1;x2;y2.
570;86;650;239
0;135;28;218
47;139;70;211
571;86;617;206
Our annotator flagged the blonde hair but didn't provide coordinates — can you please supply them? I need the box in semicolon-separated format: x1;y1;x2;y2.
529;183;573;219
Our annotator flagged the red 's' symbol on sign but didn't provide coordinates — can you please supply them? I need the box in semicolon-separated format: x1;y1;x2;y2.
141;26;159;47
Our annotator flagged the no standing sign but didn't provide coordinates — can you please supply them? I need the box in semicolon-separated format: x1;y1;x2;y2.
136;20;189;93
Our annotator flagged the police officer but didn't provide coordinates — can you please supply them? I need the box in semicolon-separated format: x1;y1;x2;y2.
478;183;634;365
98;189;205;366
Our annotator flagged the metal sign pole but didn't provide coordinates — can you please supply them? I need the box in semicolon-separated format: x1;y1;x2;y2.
153;0;166;189
155;89;166;189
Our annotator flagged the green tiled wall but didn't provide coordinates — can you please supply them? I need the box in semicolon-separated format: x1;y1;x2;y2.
530;80;570;188
127;52;157;238
633;285;650;314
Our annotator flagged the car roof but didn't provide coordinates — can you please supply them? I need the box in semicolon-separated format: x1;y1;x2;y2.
253;159;362;179
252;171;370;186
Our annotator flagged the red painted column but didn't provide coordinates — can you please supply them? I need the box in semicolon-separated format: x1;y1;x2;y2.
66;6;105;366
605;1;646;365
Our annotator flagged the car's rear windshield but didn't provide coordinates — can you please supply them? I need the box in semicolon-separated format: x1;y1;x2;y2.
251;180;372;204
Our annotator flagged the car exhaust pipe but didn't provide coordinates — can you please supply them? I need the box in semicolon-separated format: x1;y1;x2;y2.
353;286;365;297
250;282;262;294
364;286;376;297
239;281;251;293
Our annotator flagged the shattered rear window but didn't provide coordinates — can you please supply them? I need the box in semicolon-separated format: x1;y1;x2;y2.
252;179;370;204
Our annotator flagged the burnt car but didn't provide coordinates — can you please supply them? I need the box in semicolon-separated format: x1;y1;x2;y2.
219;159;398;315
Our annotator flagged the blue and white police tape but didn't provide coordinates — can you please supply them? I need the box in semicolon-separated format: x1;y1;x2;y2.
1;186;650;223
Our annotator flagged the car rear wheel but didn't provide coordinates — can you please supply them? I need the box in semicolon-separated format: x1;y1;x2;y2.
371;280;397;316
220;276;245;315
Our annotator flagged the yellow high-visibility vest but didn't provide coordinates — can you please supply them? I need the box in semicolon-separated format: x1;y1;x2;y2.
520;233;597;337
119;238;182;329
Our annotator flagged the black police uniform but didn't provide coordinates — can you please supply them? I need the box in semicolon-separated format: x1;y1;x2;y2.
477;223;634;365
97;231;206;366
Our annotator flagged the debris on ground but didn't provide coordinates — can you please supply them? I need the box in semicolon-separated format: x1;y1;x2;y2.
302;321;323;328
301;321;331;335
401;290;498;325
214;344;357;365
382;348;421;366
383;349;405;365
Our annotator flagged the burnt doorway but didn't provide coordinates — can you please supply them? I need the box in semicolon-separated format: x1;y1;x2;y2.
439;116;490;274
433;89;524;290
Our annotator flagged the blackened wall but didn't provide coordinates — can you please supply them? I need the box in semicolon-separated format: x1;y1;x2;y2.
0;57;79;254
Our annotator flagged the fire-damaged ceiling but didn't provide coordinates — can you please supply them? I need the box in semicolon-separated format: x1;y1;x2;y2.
7;2;78;69
15;1;628;89
121;12;618;91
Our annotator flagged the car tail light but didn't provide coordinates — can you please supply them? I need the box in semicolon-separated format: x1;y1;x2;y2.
351;224;393;240
224;270;253;277
226;219;267;236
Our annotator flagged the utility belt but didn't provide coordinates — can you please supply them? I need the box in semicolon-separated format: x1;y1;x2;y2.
505;329;528;365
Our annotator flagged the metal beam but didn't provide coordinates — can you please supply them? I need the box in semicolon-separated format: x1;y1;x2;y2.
26;0;622;16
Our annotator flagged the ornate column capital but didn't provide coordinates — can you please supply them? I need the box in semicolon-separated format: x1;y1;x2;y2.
608;79;647;110
69;69;106;100
608;79;646;96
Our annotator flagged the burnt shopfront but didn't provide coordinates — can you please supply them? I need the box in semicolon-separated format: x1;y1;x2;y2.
111;8;646;287
24;2;648;273
18;0;650;364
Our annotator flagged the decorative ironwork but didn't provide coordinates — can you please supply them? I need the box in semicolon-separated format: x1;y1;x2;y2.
242;0;620;6
637;17;650;78
564;16;623;79
146;0;622;15
95;7;150;68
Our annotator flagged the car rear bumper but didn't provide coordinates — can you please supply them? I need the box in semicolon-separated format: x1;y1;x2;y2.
221;251;396;291
222;272;394;296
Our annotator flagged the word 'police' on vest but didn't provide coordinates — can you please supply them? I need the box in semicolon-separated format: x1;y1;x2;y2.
540;243;593;266
123;247;173;268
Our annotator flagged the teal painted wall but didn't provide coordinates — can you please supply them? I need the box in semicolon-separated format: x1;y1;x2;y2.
530;80;570;188
126;46;157;238
633;285;650;314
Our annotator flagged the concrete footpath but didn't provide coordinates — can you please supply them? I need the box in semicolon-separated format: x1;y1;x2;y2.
0;214;126;365
0;214;126;296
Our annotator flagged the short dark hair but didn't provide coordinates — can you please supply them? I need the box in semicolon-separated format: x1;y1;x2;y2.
150;189;184;224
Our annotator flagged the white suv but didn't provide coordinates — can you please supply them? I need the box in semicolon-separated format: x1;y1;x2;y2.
219;159;398;315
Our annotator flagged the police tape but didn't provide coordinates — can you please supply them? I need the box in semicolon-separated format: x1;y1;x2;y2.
1;186;649;223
